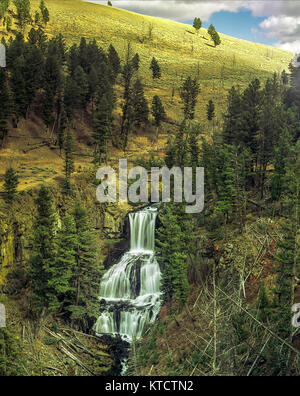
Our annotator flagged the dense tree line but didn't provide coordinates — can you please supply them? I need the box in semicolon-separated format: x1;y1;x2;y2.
30;186;104;330
0;27;166;158
158;65;300;375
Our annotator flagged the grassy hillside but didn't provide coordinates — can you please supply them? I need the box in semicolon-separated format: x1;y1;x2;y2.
29;0;292;122
0;0;293;190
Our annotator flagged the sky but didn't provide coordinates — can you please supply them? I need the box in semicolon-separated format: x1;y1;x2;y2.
84;0;300;53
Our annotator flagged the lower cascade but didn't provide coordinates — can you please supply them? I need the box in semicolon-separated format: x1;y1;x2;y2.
94;207;162;342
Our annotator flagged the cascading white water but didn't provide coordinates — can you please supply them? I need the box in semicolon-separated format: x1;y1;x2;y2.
94;207;162;342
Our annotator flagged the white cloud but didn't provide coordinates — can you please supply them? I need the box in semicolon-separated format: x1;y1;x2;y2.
259;14;300;53
85;0;300;51
273;40;300;53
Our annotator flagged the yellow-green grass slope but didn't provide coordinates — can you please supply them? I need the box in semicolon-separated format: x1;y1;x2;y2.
29;0;293;123
0;0;294;190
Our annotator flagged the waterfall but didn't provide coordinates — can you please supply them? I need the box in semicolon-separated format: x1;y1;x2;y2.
94;207;162;342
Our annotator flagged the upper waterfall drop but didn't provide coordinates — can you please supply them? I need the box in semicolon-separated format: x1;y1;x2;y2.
94;207;162;342
129;208;157;253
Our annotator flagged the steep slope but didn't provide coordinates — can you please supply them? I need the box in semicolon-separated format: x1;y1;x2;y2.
0;0;293;190
29;0;292;123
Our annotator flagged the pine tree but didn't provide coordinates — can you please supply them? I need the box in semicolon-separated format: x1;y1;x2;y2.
73;65;89;109
67;204;104;330
120;55;134;151
67;44;79;76
23;44;44;116
193;17;202;34
63;129;74;193
132;78;149;127
88;66;99;110
174;120;188;168
107;44;120;81
257;77;283;198
206;99;215;121
281;70;289;86
223;86;244;146
3;167;19;204
180;76;200;121
214;144;235;225
0;68;11;141
57;97;67;154
156;204;191;305
241;79;262;157
187;124;200;169
152;95;166;127
13;0;31;33
150;57;161;79
47;214;77;312
6;33;25;68
0;0;9;21
132;53;140;71
34;10;41;26
11;56;27;124
64;76;79;120
152;95;166;141
30;186;56;312
93;95;112;164
40;0;50;26
48;34;66;66
78;37;89;74
271;128;292;201
42;54;61;128
208;24;221;47
0;326;25;376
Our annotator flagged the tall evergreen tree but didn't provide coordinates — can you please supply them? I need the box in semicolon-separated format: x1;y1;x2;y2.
156;204;192;305
0;326;25;376
207;99;215;121
67;204;104;330
271;128;292;201
107;44;120;81
23;44;44;116
208;24;221;47
223;86;244;146
93;95;112;164
257;77;283;198
57;97;67;154
47;214;77;312
39;0;49;26
241;79;262;157
13;0;31;33
73;65;89;109
152;95;166;127
120;53;134;151
180;76;200;121
193;17;202;34
0;68;11;141
3;167;19;204
132;53;140;72
11;56;27;124
63;129;75;193
152;95;166;141
42;54;61;128
30;186;56;312
150;57;161;79
132;78;149;127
